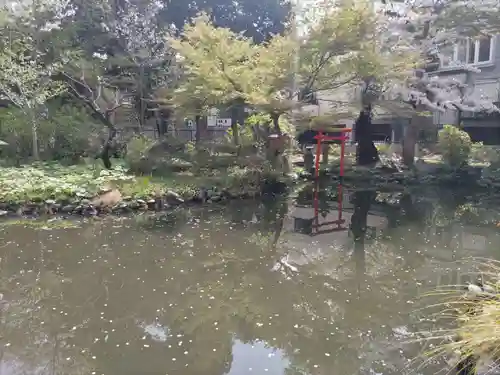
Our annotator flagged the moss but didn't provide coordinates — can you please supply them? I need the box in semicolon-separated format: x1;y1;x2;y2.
0;218;81;229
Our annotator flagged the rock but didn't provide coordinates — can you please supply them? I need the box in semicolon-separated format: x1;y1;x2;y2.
97;206;111;214
91;189;122;208
45;199;56;205
137;199;146;205
99;187;113;194
128;200;141;209
123;196;133;201
198;187;209;202
211;194;222;202
80;199;91;205
82;206;98;216
0;210;8;216
165;190;184;205
62;204;75;213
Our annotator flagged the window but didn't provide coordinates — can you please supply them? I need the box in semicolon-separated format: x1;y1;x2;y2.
441;36;494;67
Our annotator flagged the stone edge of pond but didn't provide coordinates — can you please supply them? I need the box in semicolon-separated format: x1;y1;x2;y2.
0;186;265;219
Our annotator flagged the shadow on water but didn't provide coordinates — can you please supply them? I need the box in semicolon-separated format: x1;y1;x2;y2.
2;182;500;375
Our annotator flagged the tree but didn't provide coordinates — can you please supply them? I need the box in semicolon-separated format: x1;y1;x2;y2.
61;60;132;168
292;0;413;166
159;0;291;43
247;33;298;134
0;21;66;160
380;0;500;166
102;0;175;129
51;0;176;131
169;13;258;145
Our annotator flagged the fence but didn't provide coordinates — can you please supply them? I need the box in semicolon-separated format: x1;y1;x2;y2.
175;128;228;142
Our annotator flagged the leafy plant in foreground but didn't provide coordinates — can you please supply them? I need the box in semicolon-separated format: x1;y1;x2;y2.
438;125;472;168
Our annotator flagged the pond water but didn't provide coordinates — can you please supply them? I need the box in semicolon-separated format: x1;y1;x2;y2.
1;182;500;375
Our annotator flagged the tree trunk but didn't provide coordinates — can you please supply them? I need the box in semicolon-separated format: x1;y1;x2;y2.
271;113;281;135
403;107;433;166
355;106;379;166
230;99;246;146
31;116;39;160
231;122;240;146
195;115;202;144
101;124;117;169
402;123;418;166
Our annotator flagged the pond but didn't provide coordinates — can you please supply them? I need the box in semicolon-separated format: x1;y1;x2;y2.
1;181;500;375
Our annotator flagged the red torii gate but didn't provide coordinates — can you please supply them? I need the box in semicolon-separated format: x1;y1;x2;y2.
313;128;352;179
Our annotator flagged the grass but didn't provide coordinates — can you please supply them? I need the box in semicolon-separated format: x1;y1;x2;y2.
419;259;500;374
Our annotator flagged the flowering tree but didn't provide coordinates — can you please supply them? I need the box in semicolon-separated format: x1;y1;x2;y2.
106;0;175;128
0;18;66;160
378;0;500;165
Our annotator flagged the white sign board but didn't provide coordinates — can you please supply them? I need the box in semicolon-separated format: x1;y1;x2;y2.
216;118;232;128
207;116;217;127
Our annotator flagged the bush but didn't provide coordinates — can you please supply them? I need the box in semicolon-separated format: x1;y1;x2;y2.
0;105;101;163
376;143;391;155
438;125;472;167
470;142;500;165
124;135;155;173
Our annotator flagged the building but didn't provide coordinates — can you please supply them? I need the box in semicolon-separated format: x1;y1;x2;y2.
304;35;500;145
430;35;500;144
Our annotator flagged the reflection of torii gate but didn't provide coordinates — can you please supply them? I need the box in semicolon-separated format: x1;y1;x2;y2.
311;181;348;235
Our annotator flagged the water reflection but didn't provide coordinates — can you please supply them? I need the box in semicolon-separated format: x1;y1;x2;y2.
1;183;500;375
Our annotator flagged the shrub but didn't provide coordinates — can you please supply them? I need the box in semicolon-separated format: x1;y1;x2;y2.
0;105;100;163
438;125;472;167
376;143;391;155
124;135;155;173
470;142;500;165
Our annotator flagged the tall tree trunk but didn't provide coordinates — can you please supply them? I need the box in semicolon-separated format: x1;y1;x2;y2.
271;113;281;135
403;107;433;166
402;123;419;166
195;115;202;144
355;105;379;166
403;105;434;166
101;111;117;169
31;115;39;160
230;99;246;146
101;124;117;169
